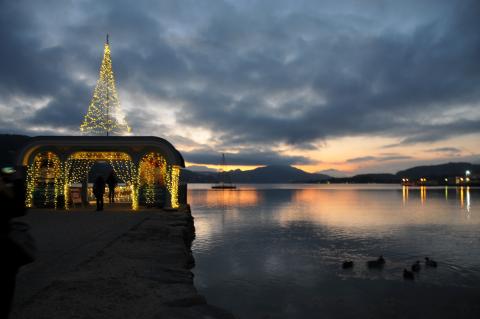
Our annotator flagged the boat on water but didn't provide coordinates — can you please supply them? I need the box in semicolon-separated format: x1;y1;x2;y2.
211;153;237;189
211;184;237;189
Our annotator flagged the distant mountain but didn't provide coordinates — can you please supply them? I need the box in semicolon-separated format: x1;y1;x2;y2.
328;173;399;184
324;162;480;184
181;165;330;183
186;165;218;173
1;134;478;184
230;165;330;183
396;162;480;179
316;168;350;178
180;169;218;183
0;134;31;166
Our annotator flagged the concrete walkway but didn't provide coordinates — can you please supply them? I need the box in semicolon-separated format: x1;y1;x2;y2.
13;206;150;312
11;206;234;319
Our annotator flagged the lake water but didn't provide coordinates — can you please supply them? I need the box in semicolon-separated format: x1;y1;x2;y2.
189;184;480;319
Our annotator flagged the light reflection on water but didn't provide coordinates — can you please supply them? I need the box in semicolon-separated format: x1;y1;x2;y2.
189;184;479;318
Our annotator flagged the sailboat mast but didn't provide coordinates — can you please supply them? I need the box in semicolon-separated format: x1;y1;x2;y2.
221;153;225;186
211;153;236;189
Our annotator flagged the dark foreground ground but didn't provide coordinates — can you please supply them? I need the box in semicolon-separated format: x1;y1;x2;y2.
11;205;234;319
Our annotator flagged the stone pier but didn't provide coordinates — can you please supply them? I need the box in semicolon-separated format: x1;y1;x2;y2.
12;206;234;319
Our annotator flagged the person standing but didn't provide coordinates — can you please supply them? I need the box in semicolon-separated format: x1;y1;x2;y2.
93;176;105;211
1;166;35;318
81;177;89;207
106;171;117;204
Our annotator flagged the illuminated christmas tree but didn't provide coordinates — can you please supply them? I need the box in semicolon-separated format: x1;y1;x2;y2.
80;35;131;135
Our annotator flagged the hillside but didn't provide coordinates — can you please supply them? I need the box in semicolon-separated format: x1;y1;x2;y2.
180;165;330;184
230;165;329;183
396;162;480;179
328;173;399;184
180;169;218;183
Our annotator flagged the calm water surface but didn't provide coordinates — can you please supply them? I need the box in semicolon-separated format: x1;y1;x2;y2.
189;184;480;318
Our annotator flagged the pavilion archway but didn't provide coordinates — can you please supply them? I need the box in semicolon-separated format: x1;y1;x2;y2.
25;151;63;208
18;136;186;210
138;152;180;209
65;151;136;208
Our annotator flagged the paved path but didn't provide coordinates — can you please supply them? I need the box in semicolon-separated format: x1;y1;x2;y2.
13;206;150;312
11;206;234;319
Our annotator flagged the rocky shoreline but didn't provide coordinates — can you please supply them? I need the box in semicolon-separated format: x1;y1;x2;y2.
13;206;235;319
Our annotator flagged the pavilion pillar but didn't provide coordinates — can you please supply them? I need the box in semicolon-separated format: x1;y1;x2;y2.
130;157;141;211
25;160;37;208
166;165;180;209
59;154;69;209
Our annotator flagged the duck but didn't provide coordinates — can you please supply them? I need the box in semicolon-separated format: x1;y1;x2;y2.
367;255;386;268
411;260;421;272
403;269;415;280
425;257;438;267
342;261;354;269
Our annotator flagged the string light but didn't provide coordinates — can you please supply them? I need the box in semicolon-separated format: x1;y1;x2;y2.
25;157;42;207
70;152;131;161
164;163;180;209
61;158;95;209
25;151;180;210
139;153;167;206
109;157;140;210
168;165;180;208
24;39;183;210
80;36;131;136
25;152;62;208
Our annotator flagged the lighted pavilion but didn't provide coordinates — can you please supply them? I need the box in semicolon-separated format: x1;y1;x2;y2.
18;35;186;210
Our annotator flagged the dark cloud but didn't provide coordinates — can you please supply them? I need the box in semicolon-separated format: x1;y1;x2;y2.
346;156;377;163
183;148;312;166
0;0;479;166
428;147;462;156
381;155;414;161
347;154;412;163
430;147;461;153
173;0;480;148
388;119;480;146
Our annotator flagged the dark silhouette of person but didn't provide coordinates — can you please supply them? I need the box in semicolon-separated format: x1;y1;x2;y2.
93;176;105;211
106;171;117;204
81;177;89;207
1;166;35;318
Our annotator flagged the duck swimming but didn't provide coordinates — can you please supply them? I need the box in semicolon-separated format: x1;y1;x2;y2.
425;257;438;267
403;269;415;280
342;261;354;269
367;255;386;268
411;260;421;272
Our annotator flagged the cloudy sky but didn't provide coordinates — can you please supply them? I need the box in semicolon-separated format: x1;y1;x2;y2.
1;0;479;173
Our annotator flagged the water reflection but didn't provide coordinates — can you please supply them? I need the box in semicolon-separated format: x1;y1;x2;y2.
460;187;464;209
191;186;478;228
420;186;427;204
465;187;471;217
467;187;471;212
402;186;409;206
458;186;471;213
190;185;480;319
189;189;261;208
